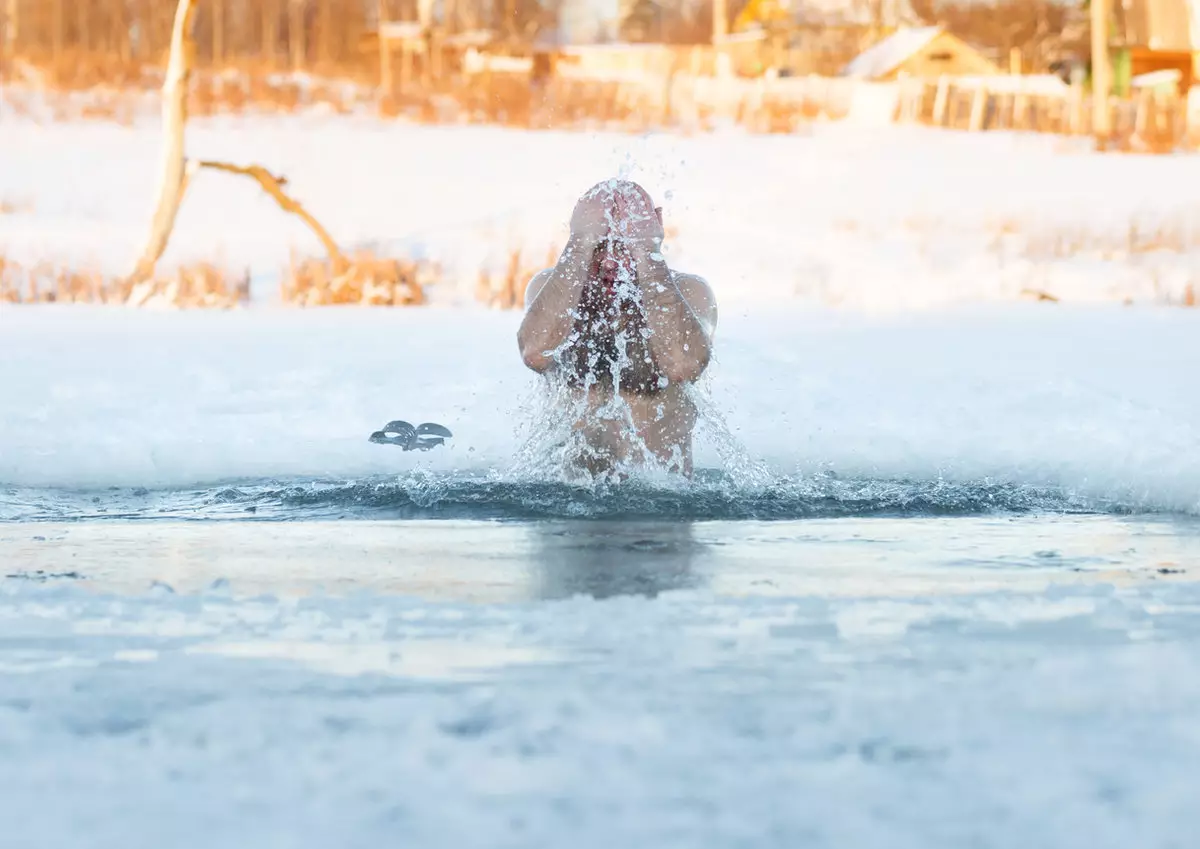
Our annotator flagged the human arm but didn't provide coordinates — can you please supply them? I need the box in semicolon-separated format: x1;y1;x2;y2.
517;235;596;373
614;197;716;384
517;191;616;372
633;248;717;384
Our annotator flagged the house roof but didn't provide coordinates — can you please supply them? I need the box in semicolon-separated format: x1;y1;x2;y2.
841;26;943;79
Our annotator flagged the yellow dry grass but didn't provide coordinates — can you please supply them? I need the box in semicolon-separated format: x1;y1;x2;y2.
999;217;1200;261
476;244;559;311
476;224;682;311
0;255;249;308
281;251;435;307
0;197;34;215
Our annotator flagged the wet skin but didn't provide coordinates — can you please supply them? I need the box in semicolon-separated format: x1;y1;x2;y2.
517;180;718;477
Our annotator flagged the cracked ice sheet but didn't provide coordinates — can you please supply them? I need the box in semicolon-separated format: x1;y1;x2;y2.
0;575;1198;849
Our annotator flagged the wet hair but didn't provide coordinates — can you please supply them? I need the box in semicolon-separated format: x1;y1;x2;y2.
579;178;657;209
576;179;663;236
560;240;664;396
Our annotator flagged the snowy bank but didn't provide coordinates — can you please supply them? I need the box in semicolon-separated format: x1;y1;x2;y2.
1;116;1200;308
2;305;1199;514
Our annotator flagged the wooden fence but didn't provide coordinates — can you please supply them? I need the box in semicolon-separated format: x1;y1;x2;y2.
446;67;875;132
2;0;1194;153
892;74;1197;151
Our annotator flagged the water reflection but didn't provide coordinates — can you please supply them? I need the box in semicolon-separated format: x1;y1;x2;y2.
530;520;705;600
4;515;1197;603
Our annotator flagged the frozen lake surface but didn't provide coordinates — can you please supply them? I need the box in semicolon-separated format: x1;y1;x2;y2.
2;511;1199;848
2;303;1200;846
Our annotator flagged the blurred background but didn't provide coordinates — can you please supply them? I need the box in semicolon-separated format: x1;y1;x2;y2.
2;0;1199;312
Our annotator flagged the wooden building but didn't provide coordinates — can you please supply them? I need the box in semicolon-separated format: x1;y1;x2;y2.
732;0;921;77
1112;0;1199;94
841;26;1000;81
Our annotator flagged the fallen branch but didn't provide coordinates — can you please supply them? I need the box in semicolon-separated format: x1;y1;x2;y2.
126;0;348;285
1020;288;1060;303
195;160;347;270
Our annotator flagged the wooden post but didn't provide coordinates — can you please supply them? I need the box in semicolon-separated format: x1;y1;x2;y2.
932;75;949;126
969;83;987;130
262;0;280;68
898;79;912;123
2;0;17;61
1091;0;1112;143
713;0;727;67
418;0;433;84
317;0;331;67
1009;46;1021;75
289;0;305;71
377;0;392;99
53;0;64;67
111;0;131;63
1013;91;1028;130
1134;87;1151;142
1069;85;1084;134
129;0;144;62
1172;91;1186;148
75;0;86;54
212;0;224;68
429;27;442;82
399;39;412;93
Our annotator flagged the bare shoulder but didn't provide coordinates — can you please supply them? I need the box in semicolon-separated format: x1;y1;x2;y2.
671;272;718;332
523;268;555;309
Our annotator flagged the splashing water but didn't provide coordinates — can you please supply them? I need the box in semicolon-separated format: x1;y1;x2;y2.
509;330;666;488
509;236;765;490
617;150;638;182
688;378;775;490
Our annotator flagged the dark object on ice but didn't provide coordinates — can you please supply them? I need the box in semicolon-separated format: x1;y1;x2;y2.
369;420;453;451
6;570;82;582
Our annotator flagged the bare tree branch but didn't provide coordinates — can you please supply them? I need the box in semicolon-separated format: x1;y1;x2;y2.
195;160;347;269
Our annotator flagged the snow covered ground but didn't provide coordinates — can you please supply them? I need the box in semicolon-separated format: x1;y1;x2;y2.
4;114;1200;846
3;301;1200;847
2;113;1200;307
3;304;1200;513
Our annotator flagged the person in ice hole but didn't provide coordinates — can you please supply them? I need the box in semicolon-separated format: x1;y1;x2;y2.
517;179;718;478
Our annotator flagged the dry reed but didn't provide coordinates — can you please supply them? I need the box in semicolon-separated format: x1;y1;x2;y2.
475;243;559;310
0;254;249;307
281;250;434;307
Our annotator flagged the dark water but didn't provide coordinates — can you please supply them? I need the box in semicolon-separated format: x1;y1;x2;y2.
0;470;1166;524
10;470;1190;602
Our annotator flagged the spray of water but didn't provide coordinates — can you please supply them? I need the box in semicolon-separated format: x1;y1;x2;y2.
508;266;769;492
687;377;774;490
508;258;664;488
